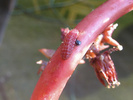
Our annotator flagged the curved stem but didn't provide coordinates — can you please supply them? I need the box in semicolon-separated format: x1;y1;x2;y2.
31;0;133;100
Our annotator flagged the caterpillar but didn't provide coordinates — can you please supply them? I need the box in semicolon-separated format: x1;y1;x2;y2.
61;29;80;60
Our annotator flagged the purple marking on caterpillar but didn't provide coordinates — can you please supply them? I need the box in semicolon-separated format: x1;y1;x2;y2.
61;29;79;60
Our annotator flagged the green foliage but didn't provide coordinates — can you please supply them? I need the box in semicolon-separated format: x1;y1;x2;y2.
15;0;106;26
15;0;133;36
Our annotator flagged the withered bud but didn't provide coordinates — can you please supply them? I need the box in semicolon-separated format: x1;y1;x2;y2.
90;50;120;88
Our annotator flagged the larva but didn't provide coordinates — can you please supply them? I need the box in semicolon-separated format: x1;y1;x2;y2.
61;29;79;60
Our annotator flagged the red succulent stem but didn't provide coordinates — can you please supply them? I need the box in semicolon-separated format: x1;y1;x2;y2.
31;0;133;100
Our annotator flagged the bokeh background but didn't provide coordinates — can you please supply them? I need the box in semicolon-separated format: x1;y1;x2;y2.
0;0;133;100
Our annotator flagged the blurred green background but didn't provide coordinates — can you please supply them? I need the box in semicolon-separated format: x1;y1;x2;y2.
0;0;133;100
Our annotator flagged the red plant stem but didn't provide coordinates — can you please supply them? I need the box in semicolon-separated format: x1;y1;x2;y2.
31;0;133;100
